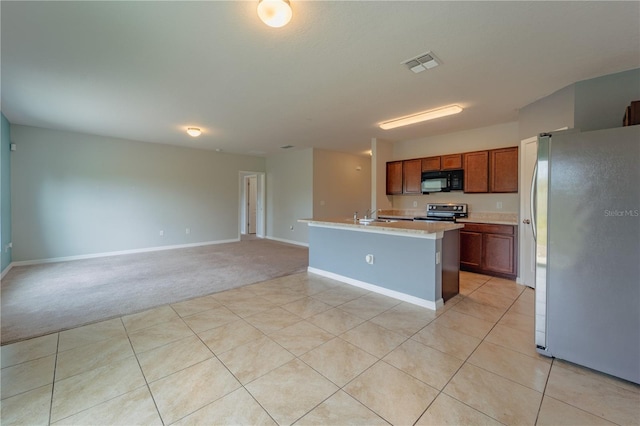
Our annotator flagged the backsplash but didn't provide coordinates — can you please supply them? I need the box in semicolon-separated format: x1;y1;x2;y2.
391;192;519;214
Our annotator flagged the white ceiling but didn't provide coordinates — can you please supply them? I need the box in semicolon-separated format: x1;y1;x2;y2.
2;1;639;156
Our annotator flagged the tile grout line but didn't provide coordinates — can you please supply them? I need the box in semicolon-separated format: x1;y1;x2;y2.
534;357;555;425
46;333;61;426
123;315;167;426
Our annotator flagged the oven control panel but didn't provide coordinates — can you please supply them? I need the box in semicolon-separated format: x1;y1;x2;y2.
426;203;468;217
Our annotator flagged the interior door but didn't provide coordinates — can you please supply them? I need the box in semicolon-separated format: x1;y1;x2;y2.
519;136;537;288
248;176;257;234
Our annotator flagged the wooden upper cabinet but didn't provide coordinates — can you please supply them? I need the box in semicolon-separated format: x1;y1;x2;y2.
403;159;422;194
421;156;441;172
388;146;517;195
490;147;519;193
386;161;403;195
441;154;463;170
463;151;489;193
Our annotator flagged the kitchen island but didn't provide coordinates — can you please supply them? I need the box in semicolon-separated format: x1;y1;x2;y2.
298;218;463;310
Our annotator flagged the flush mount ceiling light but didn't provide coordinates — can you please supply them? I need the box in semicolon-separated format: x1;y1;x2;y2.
257;0;292;28
379;105;463;130
186;127;202;137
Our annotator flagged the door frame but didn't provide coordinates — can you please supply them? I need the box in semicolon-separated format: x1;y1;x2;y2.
518;136;538;288
519;127;568;287
239;171;265;238
246;175;258;234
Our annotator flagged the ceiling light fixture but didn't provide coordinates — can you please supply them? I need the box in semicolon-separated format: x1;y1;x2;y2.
257;0;292;28
186;127;202;137
379;105;463;130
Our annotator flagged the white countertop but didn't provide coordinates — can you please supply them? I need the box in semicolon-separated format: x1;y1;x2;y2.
298;217;463;236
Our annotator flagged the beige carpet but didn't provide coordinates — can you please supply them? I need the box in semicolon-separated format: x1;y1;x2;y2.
0;239;308;345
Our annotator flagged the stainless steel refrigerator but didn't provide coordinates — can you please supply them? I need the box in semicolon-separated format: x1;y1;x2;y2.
534;126;640;384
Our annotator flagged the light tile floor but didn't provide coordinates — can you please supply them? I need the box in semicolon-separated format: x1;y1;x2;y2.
2;271;639;425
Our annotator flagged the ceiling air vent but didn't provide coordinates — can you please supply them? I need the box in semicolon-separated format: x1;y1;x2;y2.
402;51;440;73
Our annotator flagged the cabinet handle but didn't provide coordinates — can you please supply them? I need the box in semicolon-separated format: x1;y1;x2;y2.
523;219;531;224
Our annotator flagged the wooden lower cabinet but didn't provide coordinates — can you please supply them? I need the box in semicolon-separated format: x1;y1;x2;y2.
460;231;482;268
483;233;515;275
460;223;517;279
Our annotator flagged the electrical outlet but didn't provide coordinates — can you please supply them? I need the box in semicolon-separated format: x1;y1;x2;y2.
436;251;441;264
290;225;294;231
186;228;190;234
365;254;374;264
159;230;164;237
413;201;418;207
497;201;503;209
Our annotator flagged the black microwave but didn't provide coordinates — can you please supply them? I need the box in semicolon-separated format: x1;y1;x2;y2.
421;170;464;193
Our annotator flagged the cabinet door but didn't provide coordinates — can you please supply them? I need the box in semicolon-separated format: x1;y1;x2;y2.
460;231;483;268
441;154;463;170
386;161;403;195
403;159;422;194
421;156;441;172
490;147;519;193
483;233;515;275
463;151;489;193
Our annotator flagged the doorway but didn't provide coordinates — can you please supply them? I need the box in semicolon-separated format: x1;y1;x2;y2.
519;136;537;288
240;172;265;238
246;176;257;234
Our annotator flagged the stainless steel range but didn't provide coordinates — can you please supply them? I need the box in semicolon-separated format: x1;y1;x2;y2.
414;203;468;222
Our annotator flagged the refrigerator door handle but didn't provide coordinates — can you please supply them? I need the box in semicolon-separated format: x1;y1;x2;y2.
530;163;537;241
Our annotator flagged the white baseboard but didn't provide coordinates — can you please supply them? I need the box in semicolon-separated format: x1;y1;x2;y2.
307;267;443;311
1;262;13;280
9;239;240;267
265;236;309;248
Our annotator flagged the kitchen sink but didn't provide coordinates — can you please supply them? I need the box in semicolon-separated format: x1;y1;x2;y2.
358;218;398;224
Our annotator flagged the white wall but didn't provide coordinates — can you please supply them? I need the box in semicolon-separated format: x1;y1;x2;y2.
266;148;313;245
312;149;371;219
372;138;393;211
575;68;640;132
391;122;520;214
10;125;265;261
394;122;519;159
518;84;575;140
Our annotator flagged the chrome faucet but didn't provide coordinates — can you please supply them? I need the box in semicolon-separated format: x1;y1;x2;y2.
364;208;378;219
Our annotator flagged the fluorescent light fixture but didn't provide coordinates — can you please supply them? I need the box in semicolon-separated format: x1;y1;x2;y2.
257;0;292;28
186;127;202;137
379;105;463;130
